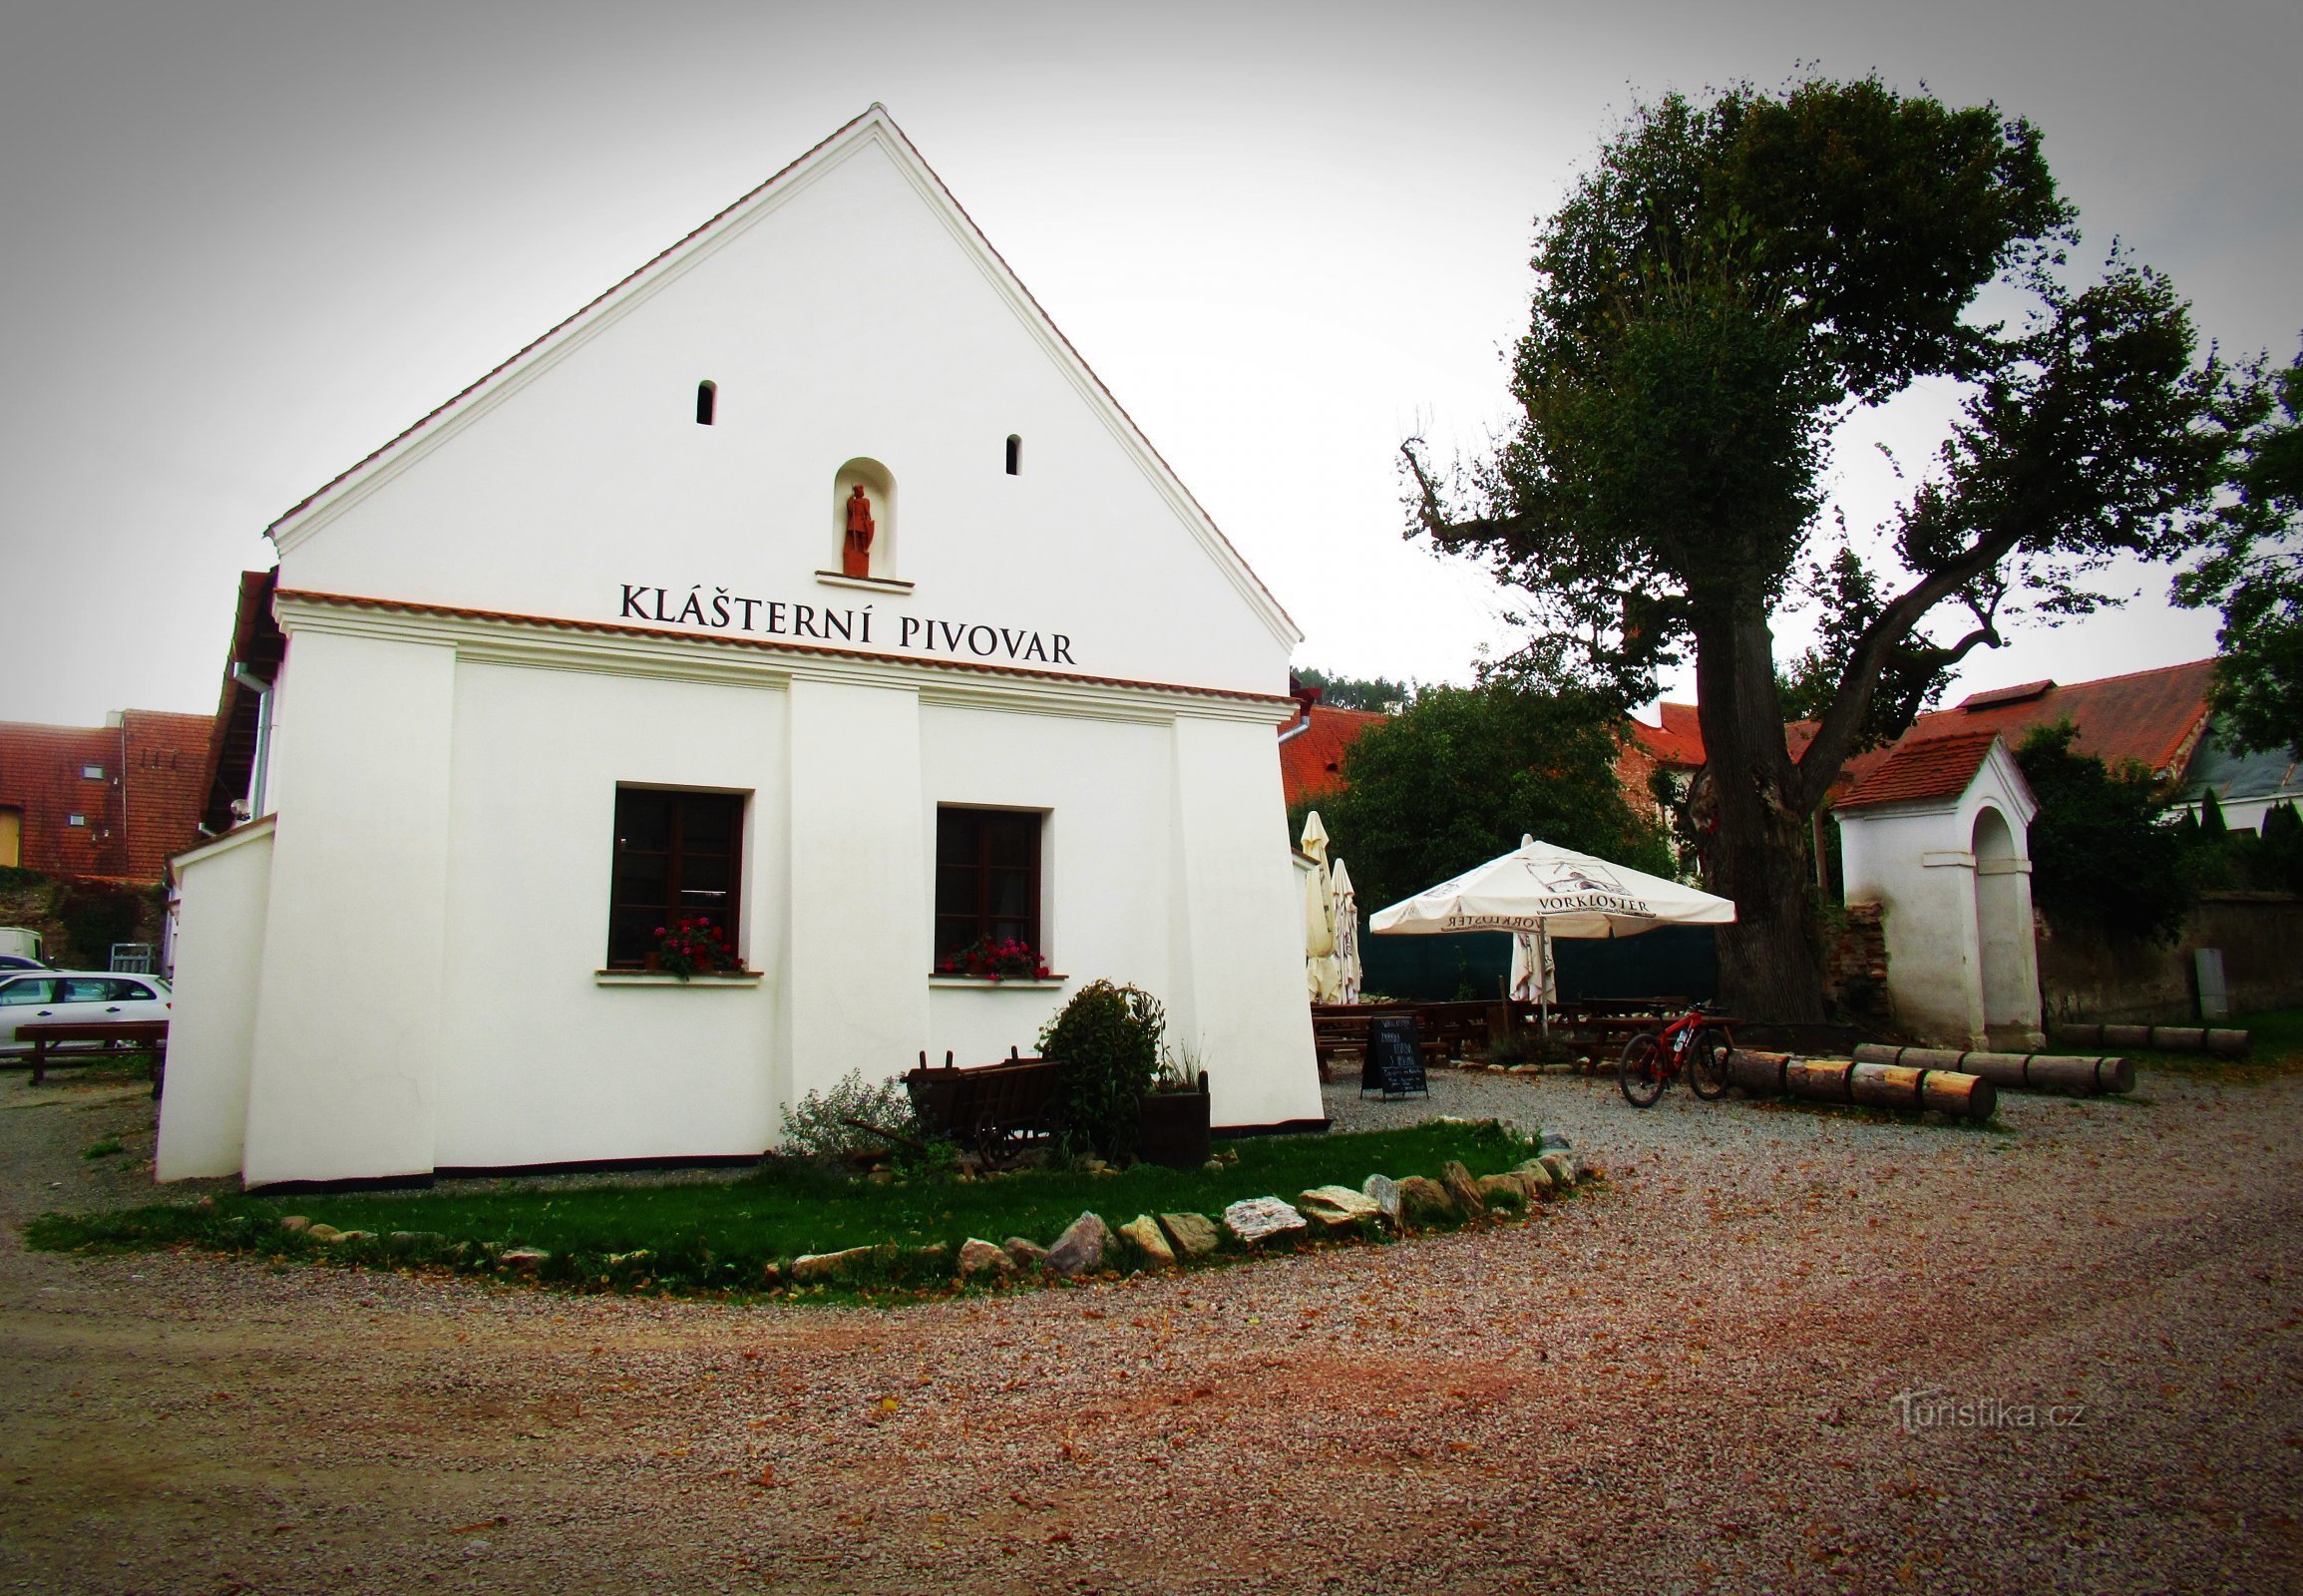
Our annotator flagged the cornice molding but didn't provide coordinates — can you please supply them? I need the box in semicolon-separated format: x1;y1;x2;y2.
271;591;1295;728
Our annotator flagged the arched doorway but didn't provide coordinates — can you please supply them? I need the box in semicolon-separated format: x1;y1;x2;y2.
1971;805;2031;1041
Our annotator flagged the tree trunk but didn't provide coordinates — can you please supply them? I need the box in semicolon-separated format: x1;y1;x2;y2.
1693;598;1829;1022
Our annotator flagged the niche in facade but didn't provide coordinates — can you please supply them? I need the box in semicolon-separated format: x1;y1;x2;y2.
831;458;896;580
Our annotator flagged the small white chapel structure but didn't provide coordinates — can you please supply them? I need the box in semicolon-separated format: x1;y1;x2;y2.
1834;729;2046;1049
158;107;1325;1186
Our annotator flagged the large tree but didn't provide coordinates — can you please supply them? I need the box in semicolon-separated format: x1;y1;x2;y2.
2176;351;2303;754
1297;681;1670;913
1404;77;2234;1019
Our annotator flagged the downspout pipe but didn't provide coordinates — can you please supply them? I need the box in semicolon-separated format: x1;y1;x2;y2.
231;662;272;820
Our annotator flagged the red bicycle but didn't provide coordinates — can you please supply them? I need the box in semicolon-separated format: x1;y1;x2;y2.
1618;1002;1732;1107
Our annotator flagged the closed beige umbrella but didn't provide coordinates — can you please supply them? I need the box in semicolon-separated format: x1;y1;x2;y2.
1331;857;1360;1003
1300;812;1340;999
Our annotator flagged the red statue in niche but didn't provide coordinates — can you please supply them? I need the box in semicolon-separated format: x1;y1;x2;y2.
842;484;876;578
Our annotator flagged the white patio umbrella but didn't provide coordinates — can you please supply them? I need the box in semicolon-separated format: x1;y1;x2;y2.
1299;812;1340;1001
1370;835;1734;1037
1330;857;1361;1004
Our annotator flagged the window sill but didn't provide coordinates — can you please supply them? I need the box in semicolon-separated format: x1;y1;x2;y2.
813;570;915;595
593;969;765;988
929;975;1069;990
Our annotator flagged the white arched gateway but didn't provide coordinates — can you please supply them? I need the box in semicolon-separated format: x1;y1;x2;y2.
1834;730;2045;1049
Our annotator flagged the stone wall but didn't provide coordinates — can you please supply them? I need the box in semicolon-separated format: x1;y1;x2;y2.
1823;901;1891;1021
2037;891;2303;1024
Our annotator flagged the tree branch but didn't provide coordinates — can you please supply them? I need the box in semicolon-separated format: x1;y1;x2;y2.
1792;532;2017;809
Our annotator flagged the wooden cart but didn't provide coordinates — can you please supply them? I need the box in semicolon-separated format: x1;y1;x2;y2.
905;1049;1073;1168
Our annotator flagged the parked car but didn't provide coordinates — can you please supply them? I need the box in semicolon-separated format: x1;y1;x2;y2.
0;971;172;1053
0;953;50;972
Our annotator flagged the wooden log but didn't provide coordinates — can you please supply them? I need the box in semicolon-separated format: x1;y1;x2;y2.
1851;1043;2133;1096
1726;1048;1790;1096
2055;1022;2246;1056
1848;1062;1926;1111
1784;1058;1854;1105
1918;1069;1996;1122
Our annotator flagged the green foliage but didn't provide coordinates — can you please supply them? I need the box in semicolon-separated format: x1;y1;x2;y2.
2178;797;2303;895
2176;351;2303;755
1315;680;1671;910
1402;73;2237;1014
2015;723;2193;944
1776;546;1956;744
1038;980;1167;1160
56;881;152;968
25;1120;1539;1301
778;1069;918;1158
0;865;47;893
1293;665;1413;713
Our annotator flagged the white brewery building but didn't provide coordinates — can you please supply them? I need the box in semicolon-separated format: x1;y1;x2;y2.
159;108;1324;1186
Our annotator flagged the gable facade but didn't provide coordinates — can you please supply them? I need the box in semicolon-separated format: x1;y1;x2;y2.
158;109;1324;1186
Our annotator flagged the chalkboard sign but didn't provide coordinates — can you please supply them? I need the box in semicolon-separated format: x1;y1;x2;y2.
1360;1013;1429;1099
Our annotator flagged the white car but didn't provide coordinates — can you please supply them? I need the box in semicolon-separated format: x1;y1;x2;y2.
0;971;172;1052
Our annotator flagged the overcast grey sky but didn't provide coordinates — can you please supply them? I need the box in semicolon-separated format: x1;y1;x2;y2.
1;0;2295;728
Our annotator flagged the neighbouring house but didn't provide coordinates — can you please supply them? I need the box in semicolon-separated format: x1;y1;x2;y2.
2174;735;2303;832
1277;688;1388;810
0;710;213;883
159;106;1324;1188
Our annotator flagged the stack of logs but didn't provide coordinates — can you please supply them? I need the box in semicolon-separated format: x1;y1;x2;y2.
2050;1022;2249;1057
1850;1043;2134;1095
1726;1051;1997;1122
1727;1039;2146;1122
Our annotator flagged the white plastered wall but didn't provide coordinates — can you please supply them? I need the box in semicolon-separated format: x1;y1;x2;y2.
782;677;932;1108
430;660;789;1169
155;819;274;1180
240;629;455;1185
1168;713;1324;1128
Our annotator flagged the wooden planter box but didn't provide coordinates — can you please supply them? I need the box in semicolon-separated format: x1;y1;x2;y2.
1136;1072;1211;1169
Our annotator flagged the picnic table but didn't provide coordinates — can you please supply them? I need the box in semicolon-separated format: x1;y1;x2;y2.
16;1019;169;1098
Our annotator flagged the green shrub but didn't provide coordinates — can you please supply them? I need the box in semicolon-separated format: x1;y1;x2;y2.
1039;980;1165;1160
778;1070;917;1158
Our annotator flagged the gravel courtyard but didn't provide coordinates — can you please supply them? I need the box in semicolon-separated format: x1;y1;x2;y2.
3;1058;2299;1596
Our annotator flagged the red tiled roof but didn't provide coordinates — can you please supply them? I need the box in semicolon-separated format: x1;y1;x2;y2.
1836;729;2003;810
1897;659;2216;778
1633;659;2216;788
1629;702;1708;767
1279;704;1387;807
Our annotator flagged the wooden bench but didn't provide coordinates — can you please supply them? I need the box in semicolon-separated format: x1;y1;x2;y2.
16;1019;170;1098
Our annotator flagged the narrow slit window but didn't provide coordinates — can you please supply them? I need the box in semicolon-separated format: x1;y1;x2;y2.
695;381;717;426
1004;434;1021;475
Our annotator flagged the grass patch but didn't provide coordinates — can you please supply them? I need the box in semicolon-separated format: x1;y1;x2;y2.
80;1137;124;1160
26;1120;1547;1302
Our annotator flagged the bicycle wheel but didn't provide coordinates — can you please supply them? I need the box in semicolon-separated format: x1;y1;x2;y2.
1687;1025;1732;1099
1618;1030;1668;1107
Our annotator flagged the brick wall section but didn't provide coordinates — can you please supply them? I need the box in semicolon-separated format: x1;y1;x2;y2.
1824;902;1890;1016
120;710;217;879
0;711;216;883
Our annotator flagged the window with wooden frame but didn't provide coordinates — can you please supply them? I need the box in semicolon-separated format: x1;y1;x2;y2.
933;807;1042;967
606;788;744;969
